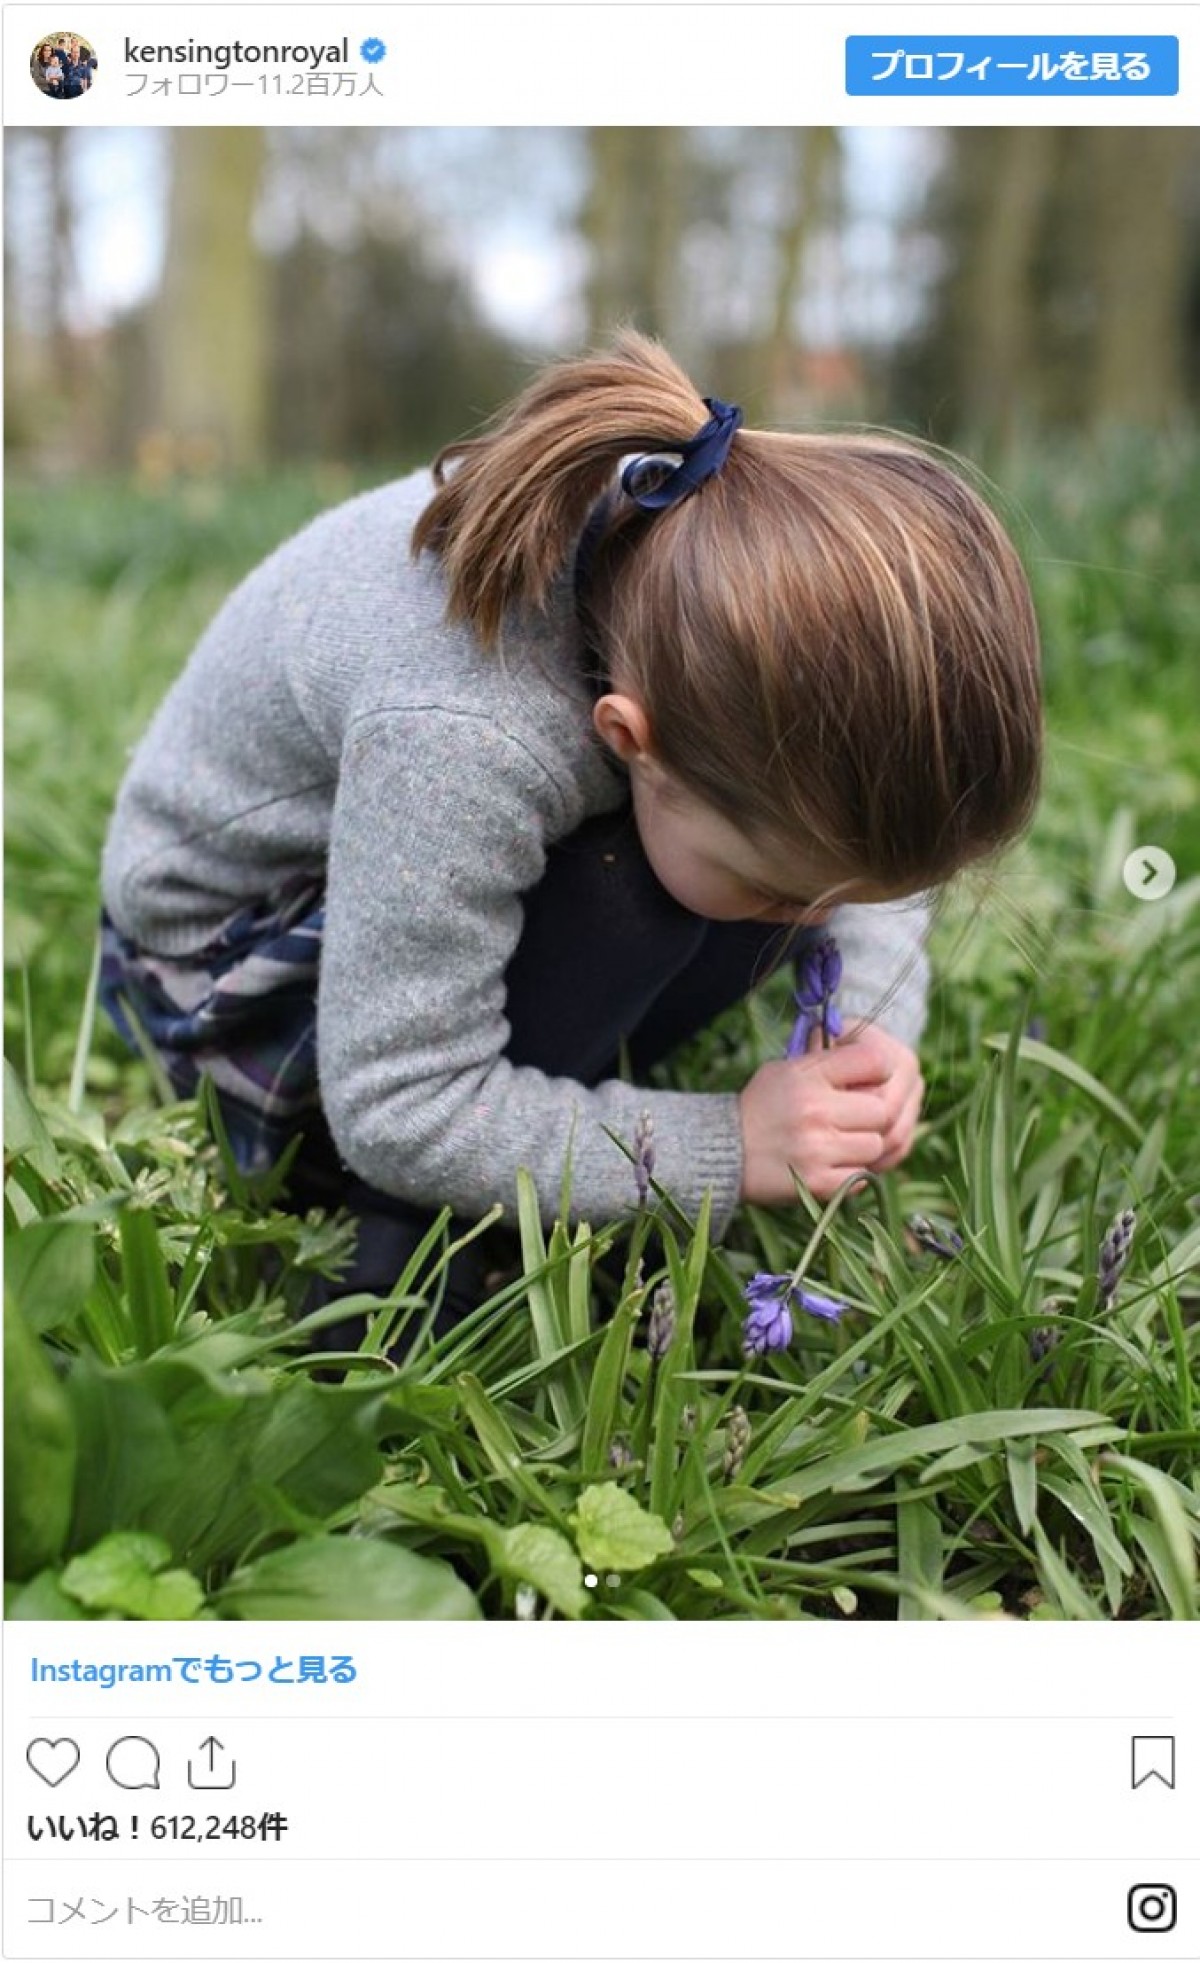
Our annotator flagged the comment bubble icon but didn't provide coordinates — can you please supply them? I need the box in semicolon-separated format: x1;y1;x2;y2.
106;1734;161;1790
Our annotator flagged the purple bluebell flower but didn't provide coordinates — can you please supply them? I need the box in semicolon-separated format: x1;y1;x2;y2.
785;1009;815;1059
788;933;844;1054
742;1278;794;1355
1029;1297;1065;1369
794;1287;850;1323
1097;1208;1136;1309
632;1109;656;1206
1029;1324;1062;1365
817;935;844;994
742;1270;848;1355
907;1214;965;1261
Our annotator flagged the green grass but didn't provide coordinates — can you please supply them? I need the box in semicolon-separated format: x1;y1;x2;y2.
5;439;1199;1621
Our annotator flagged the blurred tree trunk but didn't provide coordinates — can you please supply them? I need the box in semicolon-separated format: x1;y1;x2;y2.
153;130;267;468
4;132;80;459
762;128;840;417
957;126;1056;436
581;129;687;341
1085;129;1196;427
45;129;78;390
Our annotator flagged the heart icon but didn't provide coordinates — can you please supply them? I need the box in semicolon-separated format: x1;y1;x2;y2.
27;1737;81;1787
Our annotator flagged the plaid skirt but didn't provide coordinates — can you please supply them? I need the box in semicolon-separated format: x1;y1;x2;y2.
99;879;325;1174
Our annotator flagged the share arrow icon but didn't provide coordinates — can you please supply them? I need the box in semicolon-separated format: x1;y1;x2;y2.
188;1735;237;1789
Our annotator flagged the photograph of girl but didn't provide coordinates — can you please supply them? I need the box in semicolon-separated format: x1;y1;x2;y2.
5;128;1197;1623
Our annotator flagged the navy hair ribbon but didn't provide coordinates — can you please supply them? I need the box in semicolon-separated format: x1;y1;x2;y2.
573;394;743;699
619;396;744;511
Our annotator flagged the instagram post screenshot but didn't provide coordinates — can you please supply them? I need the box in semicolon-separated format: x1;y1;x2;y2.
2;5;1198;1958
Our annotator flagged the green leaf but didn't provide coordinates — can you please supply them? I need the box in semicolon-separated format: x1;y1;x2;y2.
897;1489;944;1618
515;1170;578;1430
1130;1114;1169;1197
605;1586;677;1620
1128;1520;1197;1624
118;1204;176;1357
218;1535;482;1620
5;1570;87;1619
765;1410;1116;1508
1006;1437;1039;1537
495;1524;588;1619
982;1035;1142;1143
1104;1455;1198;1620
61;1531;204;1620
7;1219;96;1335
580;1293;639;1477
571;1484;674;1574
457;1373;560;1522
1142;1219;1200;1295
649;1205;709;1519
988;1026;1023;1286
566;1222;594;1350
4;1302;77;1579
1032;1522;1106;1620
362;1486;586;1617
1040;1472;1130;1616
64;1352;388;1571
3;1058;62;1182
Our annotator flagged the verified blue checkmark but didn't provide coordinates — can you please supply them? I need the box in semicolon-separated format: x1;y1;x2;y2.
360;37;387;64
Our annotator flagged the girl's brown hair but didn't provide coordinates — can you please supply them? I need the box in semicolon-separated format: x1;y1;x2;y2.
412;330;1042;896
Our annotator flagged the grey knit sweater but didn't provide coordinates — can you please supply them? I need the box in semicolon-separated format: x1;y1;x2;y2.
102;470;931;1233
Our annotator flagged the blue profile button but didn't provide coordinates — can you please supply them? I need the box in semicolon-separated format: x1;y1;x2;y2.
845;36;1179;95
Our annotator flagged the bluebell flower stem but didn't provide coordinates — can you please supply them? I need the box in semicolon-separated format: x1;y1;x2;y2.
633;1355;662;1495
788;1168;883;1293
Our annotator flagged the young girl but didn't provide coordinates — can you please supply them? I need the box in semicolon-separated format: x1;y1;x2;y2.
100;332;1042;1316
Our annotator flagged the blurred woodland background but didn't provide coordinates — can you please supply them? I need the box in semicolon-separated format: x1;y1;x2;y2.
6;125;1200;1093
6;125;1200;474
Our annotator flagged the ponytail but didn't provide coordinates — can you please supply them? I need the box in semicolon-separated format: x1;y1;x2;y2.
413;330;1043;897
410;329;709;647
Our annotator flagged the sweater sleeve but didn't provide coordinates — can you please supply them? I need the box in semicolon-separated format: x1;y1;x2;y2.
826;893;934;1051
318;708;745;1232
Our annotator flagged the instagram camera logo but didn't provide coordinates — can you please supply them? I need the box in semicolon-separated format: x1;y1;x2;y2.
1127;1884;1178;1934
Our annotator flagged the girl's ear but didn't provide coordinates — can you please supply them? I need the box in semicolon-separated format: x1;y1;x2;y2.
592;692;657;767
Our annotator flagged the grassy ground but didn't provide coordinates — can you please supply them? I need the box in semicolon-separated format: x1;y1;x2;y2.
5;438;1199;1621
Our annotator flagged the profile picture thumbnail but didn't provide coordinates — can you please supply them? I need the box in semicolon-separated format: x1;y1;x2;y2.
31;31;97;100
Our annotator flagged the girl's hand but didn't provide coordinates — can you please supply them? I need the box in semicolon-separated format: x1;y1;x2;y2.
737;1026;924;1205
831;1026;924;1174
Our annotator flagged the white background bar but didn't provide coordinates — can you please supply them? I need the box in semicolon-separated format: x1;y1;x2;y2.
5;1627;1195;1956
3;6;1197;128
6;1716;1190;1863
6;1855;1198;1958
